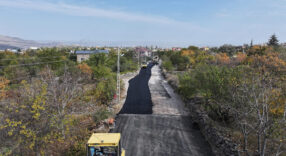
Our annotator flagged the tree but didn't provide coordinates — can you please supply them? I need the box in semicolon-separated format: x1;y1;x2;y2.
0;77;9;99
178;62;286;155
215;53;230;65
162;61;173;71
87;53;110;67
170;52;190;71
0;67;86;155
268;34;279;47
0;80;56;155
218;44;237;56
77;63;92;78
234;52;247;64
247;45;273;56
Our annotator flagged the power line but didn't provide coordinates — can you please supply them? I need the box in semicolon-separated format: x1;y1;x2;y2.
0;56;64;61
0;73;98;88
0;60;67;68
0;75;34;87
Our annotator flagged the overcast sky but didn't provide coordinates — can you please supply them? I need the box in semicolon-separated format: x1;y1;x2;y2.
0;0;285;47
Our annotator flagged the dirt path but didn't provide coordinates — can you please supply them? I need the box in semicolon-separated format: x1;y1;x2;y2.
149;65;189;116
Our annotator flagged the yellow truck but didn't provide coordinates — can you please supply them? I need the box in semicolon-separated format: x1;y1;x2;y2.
86;133;125;156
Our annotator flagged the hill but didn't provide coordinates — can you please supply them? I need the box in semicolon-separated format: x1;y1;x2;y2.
0;35;50;49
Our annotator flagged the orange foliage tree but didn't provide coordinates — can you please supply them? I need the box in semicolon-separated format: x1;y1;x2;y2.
0;77;9;99
247;45;273;56
234;52;247;63
77;63;92;77
215;53;230;65
247;52;286;75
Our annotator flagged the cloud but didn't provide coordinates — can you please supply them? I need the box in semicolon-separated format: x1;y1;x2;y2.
0;0;178;24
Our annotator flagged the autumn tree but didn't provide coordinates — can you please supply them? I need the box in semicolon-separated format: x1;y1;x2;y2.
0;77;9;99
0;80;59;155
0;66;89;155
78;63;93;79
233;52;247;64
215;53;230;65
247;45;273;56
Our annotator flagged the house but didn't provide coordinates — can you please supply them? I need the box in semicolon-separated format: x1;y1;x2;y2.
29;47;39;50
201;47;210;51
135;47;151;57
172;47;182;51
76;50;109;63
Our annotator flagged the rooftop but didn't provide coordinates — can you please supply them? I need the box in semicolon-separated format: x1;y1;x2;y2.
76;50;109;54
87;133;121;145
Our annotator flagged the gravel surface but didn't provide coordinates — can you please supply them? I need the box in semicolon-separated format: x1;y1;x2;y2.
113;64;214;156
150;65;190;116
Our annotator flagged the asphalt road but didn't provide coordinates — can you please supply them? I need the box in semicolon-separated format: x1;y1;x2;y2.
119;64;154;114
114;64;214;156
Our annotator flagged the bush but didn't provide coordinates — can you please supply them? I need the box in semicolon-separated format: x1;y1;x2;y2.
93;108;111;123
170;53;190;71
92;65;112;80
178;64;246;122
179;64;234;100
162;61;173;71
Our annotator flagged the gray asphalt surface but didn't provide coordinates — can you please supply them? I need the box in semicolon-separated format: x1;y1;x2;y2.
119;64;153;114
114;64;214;156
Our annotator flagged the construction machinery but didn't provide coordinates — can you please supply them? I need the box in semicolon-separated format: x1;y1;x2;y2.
152;56;159;65
141;62;147;69
87;133;125;156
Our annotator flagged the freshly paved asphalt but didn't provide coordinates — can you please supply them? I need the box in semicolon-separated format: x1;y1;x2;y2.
119;64;154;114
114;64;214;156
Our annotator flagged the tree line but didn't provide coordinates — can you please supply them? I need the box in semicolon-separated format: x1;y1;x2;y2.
0;47;138;155
160;34;286;155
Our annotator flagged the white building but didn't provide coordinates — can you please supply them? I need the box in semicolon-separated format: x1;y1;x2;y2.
29;47;39;50
76;50;109;63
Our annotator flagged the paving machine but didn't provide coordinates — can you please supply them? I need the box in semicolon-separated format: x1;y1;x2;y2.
152;56;159;65
141;62;147;69
87;133;125;156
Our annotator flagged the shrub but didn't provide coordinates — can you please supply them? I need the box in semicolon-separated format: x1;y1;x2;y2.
93;108;111;123
162;61;174;71
178;64;234;100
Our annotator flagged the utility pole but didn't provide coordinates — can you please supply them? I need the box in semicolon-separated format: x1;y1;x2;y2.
138;51;140;69
117;47;120;104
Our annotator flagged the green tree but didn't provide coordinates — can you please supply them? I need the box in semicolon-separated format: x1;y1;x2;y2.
268;34;279;47
162;61;173;71
92;65;113;80
87;53;110;67
218;44;237;56
170;52;190;71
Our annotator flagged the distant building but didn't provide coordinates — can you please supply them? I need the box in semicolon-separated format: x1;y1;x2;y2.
172;47;182;51
29;47;39;50
201;47;210;51
5;48;21;53
76;50;109;63
10;49;18;53
135;47;151;57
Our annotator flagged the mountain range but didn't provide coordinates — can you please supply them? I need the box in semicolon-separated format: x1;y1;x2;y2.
0;35;61;50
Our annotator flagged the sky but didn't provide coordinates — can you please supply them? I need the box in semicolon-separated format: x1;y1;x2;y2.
0;0;286;47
